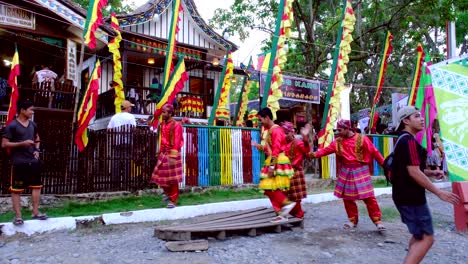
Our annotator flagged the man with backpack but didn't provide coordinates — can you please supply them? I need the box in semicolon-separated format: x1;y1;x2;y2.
391;106;459;264
150;103;183;208
308;119;386;231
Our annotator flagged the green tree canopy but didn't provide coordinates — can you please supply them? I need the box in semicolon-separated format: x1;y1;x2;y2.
210;0;468;112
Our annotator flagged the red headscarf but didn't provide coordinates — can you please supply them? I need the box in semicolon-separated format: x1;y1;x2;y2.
162;103;174;114
337;119;352;130
280;121;295;133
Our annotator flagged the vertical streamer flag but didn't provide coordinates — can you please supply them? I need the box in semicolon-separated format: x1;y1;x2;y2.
318;0;355;148
150;59;188;130
414;52;437;153
108;12;125;113
234;57;254;126
265;0;294;120
215;51;234;122
74;60;101;151
83;0;108;49
162;0;183;87
6;47;20;126
369;31;393;131
236;81;256;126
407;43;425;106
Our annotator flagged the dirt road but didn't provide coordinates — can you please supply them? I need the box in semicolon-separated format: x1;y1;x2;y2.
0;192;466;264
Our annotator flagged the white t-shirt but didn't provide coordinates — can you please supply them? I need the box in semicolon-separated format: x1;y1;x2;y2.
34;69;58;83
107;112;136;145
107;112;136;129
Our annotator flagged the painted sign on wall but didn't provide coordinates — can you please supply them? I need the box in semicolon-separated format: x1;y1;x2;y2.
0;4;35;30
260;73;321;104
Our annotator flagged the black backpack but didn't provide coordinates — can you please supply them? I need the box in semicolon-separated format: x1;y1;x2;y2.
383;134;409;185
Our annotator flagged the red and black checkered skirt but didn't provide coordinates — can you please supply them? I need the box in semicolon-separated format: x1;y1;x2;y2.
287;168;307;201
150;152;183;186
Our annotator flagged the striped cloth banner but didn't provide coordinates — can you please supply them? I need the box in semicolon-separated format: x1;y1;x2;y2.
197;127;209;186
231;129;243;184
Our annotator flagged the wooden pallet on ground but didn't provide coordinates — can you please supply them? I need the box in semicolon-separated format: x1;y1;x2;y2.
154;207;304;241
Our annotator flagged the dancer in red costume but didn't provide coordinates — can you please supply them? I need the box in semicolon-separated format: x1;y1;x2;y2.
308;120;386;230
252;108;296;223
281;122;312;219
150;104;183;208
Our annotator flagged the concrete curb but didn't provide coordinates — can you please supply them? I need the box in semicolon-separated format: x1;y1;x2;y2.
0;182;452;237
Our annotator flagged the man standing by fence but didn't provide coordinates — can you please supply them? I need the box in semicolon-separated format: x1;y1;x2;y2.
308;119;386;231
252;107;296;223
2;100;47;225
150;104;183;208
107;100;136;190
281;121;311;219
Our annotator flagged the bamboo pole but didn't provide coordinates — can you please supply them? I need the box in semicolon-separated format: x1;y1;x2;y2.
260;0;285;109
320;0;348;129
208;49;230;125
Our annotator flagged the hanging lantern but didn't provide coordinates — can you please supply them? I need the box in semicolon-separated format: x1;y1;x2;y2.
147;57;155;65
212;57;220;66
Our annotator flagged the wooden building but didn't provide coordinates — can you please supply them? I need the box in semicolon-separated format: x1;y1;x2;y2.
93;0;239;128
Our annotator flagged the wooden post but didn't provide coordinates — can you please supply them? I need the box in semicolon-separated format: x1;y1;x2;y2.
72;42;86;124
202;64;208;119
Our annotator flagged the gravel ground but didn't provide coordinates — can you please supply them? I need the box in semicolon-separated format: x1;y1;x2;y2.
0;191;466;264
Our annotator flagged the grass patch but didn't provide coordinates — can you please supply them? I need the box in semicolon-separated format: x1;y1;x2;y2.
380;206;401;222
0;180;393;223
0;189;265;223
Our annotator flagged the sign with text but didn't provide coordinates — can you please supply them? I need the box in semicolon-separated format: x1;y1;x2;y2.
66;39;77;85
260;73;321;104
0;4;35;30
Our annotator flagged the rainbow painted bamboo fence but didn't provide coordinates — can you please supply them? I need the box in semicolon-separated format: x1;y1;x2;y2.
178;125;396;187
180;125;261;187
320;134;397;179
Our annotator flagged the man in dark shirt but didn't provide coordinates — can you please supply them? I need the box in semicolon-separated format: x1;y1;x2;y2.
2;100;48;225
391;106;459;264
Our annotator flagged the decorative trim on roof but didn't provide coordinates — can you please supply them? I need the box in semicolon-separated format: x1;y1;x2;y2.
118;0;172;27
117;0;234;50
183;0;233;50
33;0;108;43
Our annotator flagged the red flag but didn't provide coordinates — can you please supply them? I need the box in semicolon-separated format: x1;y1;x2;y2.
150;59;188;130
74;60;101;151
83;0;108;49
6;48;20;126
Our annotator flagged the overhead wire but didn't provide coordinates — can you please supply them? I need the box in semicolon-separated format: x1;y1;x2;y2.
0;0;440;91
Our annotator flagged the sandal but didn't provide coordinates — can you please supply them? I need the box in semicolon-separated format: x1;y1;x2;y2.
31;213;48;220
270;215;288;223
343;222;357;230
13;217;24;226
376;223;386;231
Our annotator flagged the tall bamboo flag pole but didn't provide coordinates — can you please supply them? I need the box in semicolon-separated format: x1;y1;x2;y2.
320;0;348;130
368;31;393;132
317;0;355;149
150;0;183;132
261;0;285;110
233;57;253;126
407;43;425;106
208;49;231;125
161;0;183;90
73;0;108;124
260;0;294;120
